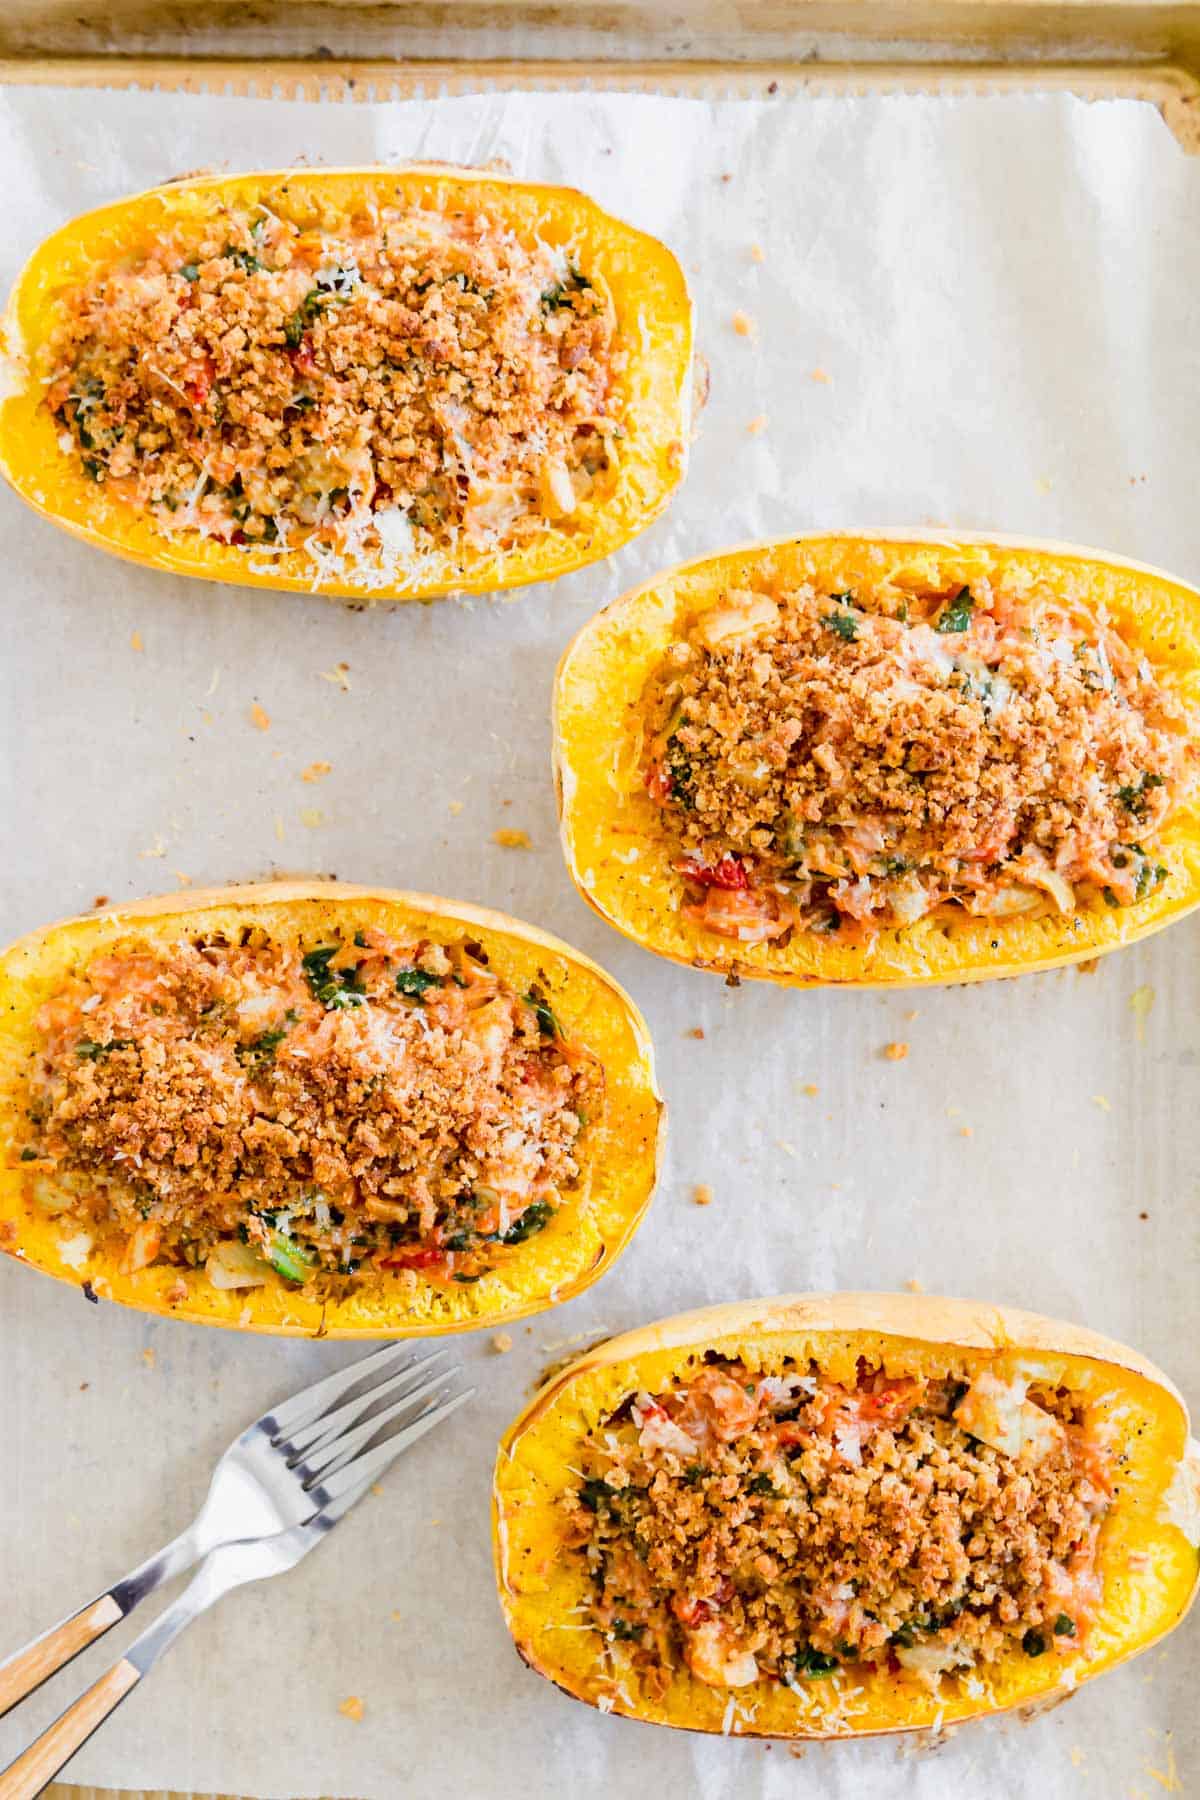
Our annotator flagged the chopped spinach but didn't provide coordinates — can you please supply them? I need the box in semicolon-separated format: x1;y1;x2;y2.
579;1477;617;1513
540;263;593;312
301;944;365;1010
238;1010;297;1065
502;1200;553;1244
1117;771;1165;819
793;1646;840;1678
935;586;974;633
395;967;442;1000
525;990;561;1038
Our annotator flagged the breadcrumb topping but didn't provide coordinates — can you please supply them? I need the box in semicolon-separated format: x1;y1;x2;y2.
22;929;600;1291
642;579;1195;944
565;1358;1114;1697
43;200;620;575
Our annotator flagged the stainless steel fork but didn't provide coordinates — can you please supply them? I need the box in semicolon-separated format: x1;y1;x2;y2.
0;1341;472;1722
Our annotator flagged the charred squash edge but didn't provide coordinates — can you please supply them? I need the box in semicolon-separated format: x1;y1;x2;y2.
553;531;1200;987
0;882;664;1337
0;165;693;603
493;1292;1200;1738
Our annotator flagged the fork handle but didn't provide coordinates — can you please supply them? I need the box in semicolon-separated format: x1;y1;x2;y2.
0;1597;126;1722
0;1658;140;1800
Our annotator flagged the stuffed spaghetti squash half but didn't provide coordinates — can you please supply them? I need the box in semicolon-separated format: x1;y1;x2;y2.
494;1293;1200;1738
554;533;1200;985
0;883;662;1337
0;166;692;603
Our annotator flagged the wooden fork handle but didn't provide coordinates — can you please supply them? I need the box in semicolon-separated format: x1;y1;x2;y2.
0;1657;140;1800
0;1596;125;1721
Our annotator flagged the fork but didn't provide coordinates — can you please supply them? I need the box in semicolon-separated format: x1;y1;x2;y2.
0;1341;472;1723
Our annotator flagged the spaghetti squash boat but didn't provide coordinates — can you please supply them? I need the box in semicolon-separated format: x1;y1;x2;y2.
0;167;692;602
494;1293;1200;1738
554;533;1200;985
0;883;662;1337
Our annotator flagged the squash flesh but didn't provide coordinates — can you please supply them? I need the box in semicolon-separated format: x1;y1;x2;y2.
493;1294;1199;1736
0;883;663;1337
554;533;1200;985
0;167;692;602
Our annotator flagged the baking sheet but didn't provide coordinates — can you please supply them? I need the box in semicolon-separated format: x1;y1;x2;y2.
0;84;1198;1799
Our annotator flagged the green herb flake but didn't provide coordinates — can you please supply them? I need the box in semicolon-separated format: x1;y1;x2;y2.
1022;1629;1047;1657
1053;1614;1076;1638
75;1037;134;1060
579;1477;617;1512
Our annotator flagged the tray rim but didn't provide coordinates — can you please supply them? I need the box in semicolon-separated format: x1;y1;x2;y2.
0;53;1196;148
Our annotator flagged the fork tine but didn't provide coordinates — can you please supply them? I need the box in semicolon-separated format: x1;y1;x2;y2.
298;1365;464;1481
281;1348;450;1459
262;1341;431;1440
305;1382;474;1505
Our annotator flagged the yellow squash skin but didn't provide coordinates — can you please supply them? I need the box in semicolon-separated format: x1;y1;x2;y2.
494;1293;1200;1739
0;883;663;1338
0;166;693;603
554;531;1200;986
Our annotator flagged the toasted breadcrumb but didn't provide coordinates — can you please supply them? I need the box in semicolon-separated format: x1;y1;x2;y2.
338;1697;365;1723
493;828;532;849
802;1083;819;1096
686;1027;705;1039
142;1347;156;1368
249;703;271;732
809;367;830;382
884;1041;909;1062
301;761;332;783
92;894;110;909
1093;1094;1112;1112
746;415;768;436
449;800;464;815
130;630;144;652
732;310;755;339
299;807;324;828
749;243;765;263
319;662;352;691
905;1277;924;1293
492;1332;514;1354
693;1183;714;1206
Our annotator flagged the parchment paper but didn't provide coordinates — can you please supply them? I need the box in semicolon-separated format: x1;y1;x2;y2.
0;84;1197;1800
